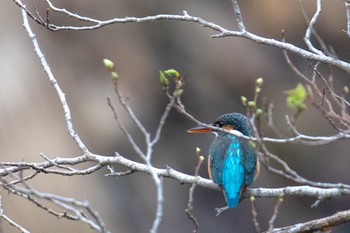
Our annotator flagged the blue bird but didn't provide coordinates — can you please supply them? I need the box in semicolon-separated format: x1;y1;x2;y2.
188;113;259;208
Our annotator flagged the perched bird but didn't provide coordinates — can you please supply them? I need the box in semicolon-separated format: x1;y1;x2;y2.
188;113;259;208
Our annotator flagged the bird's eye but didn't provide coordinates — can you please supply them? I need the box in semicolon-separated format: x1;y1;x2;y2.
214;121;223;127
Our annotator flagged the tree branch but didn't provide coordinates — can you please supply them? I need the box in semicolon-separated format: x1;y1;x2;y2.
1;153;349;201
270;209;350;233
345;0;350;38
304;0;324;55
41;0;350;73
21;7;89;155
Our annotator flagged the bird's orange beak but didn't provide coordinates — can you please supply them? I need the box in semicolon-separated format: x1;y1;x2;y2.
187;125;213;133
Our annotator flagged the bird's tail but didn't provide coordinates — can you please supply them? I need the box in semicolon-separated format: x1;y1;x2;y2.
223;188;240;208
222;155;245;208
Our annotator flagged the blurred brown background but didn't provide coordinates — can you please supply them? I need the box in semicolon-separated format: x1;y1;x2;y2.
1;0;350;232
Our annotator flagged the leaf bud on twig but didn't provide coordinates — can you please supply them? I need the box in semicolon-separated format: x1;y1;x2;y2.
256;77;263;87
241;96;247;106
103;59;115;71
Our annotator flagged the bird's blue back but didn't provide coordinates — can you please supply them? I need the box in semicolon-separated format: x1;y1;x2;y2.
209;133;256;208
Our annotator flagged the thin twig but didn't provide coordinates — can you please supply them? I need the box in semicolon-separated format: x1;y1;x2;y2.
105;165;135;177
185;148;204;233
267;197;283;232
304;0;324;55
13;0;46;26
106;97;145;158
231;0;246;32
251;197;262;233
345;0;350;38
21;8;89;155
2;214;30;233
299;0;337;58
270;209;350;233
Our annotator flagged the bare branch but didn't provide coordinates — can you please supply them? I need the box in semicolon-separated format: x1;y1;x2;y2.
185;148;204;233
230;0;246;32
270;209;350;233
0;194;30;233
13;0;46;26
299;0;336;58
150;94;176;146
106;97;145;158
345;0;350;38
251;198;262;233
303;0;324;55
267;197;284;232
21;8;89;155
1;152;349;201
2;214;30;233
42;0;350;73
244;186;350;200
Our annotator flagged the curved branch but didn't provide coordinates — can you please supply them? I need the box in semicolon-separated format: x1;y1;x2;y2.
304;0;324;55
43;0;350;73
21;7;89;155
270;209;350;233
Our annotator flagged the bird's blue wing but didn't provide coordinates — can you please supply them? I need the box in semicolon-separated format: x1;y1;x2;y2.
240;139;257;186
209;136;230;186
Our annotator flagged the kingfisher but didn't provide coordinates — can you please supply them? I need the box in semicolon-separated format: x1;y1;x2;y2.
188;113;259;208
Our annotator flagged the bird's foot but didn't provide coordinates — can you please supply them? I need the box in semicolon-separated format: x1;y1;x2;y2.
215;206;229;216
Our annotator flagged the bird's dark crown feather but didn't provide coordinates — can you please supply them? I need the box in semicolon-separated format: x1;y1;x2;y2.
213;113;251;136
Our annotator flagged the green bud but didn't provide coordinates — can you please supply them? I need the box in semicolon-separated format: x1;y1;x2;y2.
247;101;256;108
164;69;180;79
199;156;205;161
175;89;184;97
159;71;169;88
196;147;201;154
111;71;119;80
176;80;183;89
241;96;247;106
103;59;115;71
256;77;263;87
343;86;349;95
250;196;255;202
256;108;263;116
249;141;256;149
256;87;261;94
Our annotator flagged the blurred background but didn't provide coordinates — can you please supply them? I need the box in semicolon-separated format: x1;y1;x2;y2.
1;0;350;232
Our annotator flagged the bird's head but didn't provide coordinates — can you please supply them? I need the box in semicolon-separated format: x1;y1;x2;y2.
187;113;251;137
